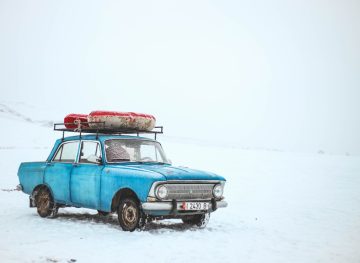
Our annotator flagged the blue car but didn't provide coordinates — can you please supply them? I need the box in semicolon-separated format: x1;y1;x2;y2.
17;127;227;231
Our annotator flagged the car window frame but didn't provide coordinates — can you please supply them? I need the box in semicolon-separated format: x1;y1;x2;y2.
51;140;80;163
78;140;103;165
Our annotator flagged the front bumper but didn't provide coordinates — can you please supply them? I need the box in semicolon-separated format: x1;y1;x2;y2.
142;200;228;216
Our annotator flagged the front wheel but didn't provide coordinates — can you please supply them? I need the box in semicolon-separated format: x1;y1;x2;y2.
35;187;57;218
182;213;210;228
117;198;141;232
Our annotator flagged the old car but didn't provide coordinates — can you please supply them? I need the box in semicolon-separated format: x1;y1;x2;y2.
17;124;227;231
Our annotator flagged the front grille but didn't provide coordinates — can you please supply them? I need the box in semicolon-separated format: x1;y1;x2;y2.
165;184;214;200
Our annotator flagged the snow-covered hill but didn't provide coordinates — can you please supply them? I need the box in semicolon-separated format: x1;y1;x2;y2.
0;103;359;263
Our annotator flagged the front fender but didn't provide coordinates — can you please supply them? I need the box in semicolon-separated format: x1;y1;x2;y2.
100;166;166;211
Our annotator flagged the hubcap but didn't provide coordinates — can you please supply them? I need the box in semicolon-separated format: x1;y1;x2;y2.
122;203;138;228
37;191;50;213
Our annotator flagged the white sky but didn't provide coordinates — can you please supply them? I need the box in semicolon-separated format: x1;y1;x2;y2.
0;0;359;154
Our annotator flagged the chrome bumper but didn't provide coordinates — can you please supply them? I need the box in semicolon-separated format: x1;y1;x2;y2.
142;200;228;212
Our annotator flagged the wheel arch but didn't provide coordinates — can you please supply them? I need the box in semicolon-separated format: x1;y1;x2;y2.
111;188;140;213
31;184;54;201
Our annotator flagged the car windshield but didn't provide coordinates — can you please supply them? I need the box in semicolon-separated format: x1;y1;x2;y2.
104;139;169;164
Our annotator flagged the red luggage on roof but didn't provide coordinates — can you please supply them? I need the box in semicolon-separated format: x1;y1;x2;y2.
87;111;156;131
64;114;89;129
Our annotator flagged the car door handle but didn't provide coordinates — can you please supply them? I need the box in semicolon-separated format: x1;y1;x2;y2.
73;163;79;167
46;163;54;167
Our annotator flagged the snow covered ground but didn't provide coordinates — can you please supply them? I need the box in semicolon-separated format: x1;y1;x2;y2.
0;103;359;263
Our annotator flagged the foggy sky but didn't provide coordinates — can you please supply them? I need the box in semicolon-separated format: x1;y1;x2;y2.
0;0;359;154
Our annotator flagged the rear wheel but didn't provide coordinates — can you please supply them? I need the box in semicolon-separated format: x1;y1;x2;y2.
117;198;141;232
35;187;57;218
182;213;210;228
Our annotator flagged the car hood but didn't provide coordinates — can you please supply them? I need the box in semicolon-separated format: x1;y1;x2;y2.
112;164;225;181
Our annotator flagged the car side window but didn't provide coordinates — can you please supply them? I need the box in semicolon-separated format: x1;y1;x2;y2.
79;141;101;164
53;141;79;163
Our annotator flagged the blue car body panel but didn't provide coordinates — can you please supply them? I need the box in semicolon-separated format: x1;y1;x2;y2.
137;165;225;181
44;162;73;204
99;165;166;211
18;134;226;213
71;164;103;209
18;162;46;195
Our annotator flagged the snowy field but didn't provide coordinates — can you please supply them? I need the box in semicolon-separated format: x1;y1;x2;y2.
0;103;360;263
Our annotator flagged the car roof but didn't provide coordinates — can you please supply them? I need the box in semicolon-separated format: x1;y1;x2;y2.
60;134;156;143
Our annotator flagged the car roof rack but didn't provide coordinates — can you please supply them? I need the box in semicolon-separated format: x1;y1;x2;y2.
53;122;164;141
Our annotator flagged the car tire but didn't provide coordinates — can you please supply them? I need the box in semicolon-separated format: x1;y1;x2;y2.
182;213;210;228
117;198;141;232
35;187;57;218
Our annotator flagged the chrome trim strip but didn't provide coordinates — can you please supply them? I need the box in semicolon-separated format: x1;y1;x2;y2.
217;200;228;208
142;202;172;210
142;200;228;211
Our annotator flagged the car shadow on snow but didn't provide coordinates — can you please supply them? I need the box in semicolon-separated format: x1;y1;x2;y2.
54;212;119;227
145;221;197;233
52;211;201;232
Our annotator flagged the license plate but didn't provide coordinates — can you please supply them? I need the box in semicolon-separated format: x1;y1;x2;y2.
182;202;210;211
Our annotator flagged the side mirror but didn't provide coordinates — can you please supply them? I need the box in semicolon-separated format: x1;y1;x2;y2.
167;159;172;165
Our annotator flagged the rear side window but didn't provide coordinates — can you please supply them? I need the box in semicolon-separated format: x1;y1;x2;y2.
53;141;79;163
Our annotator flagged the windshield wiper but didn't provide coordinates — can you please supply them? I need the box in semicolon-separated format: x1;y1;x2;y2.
153;162;167;165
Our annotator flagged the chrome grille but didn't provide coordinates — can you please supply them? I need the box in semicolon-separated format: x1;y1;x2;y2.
165;184;214;200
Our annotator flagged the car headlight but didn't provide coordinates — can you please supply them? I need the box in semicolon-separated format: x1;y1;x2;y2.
213;184;223;198
155;185;168;200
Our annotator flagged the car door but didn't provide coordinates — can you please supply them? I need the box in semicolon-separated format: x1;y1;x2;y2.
70;140;104;209
44;140;80;204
